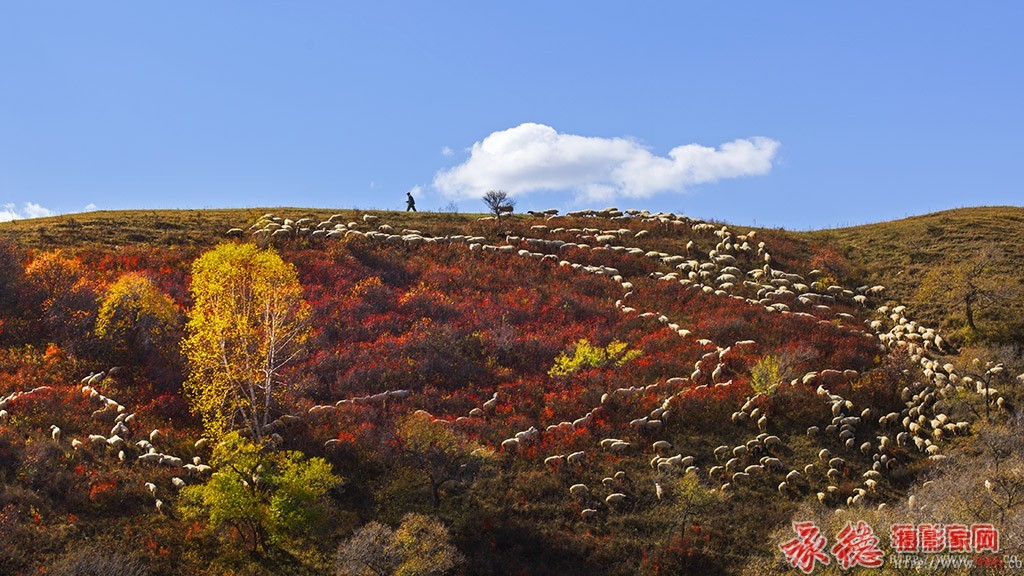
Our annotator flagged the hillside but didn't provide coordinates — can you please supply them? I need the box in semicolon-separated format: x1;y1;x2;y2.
802;206;1024;343
5;205;1022;342
0;206;1021;575
0;208;488;250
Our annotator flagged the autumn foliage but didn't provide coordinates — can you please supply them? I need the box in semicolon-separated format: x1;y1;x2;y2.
0;210;1018;576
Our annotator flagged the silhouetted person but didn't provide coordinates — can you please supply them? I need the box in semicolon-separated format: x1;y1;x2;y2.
406;192;417;212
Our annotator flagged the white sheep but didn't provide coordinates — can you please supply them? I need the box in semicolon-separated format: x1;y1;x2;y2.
605;493;627;505
544;455;565;470
160;455;183;467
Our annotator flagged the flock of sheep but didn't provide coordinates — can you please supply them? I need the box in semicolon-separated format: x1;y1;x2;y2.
227;207;1020;523
0;371;210;513
0;206;1014;526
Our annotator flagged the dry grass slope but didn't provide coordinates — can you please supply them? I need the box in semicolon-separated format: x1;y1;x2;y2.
800;206;1024;339
0;208;486;250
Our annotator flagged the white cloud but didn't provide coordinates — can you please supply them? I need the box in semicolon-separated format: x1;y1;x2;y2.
441;146;454;157
84;203;97;211
408;185;423;196
0;201;54;222
0;204;18;223
23;202;54;219
433;123;780;202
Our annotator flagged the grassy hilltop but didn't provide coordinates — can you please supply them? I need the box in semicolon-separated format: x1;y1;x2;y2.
4;204;1021;341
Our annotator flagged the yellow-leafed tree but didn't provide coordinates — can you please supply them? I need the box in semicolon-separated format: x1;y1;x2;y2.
182;243;310;441
95;272;180;362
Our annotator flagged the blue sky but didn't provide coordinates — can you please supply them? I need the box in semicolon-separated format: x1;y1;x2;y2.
1;2;1021;229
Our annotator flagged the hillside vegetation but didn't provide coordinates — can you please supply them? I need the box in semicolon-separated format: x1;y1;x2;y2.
804;206;1024;344
0;205;1020;575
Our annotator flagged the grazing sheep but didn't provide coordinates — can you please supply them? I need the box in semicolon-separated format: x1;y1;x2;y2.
651;440;673;453
569;484;589;498
544;455;566;470
581;508;598;520
50;425;61;442
609;441;632;453
160;455;184;467
605;493;627;506
171;477;186;490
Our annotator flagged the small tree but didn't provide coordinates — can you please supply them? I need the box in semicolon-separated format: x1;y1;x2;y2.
95;273;180;365
182;243;311;441
24;250;99;349
482;190;515;220
179;431;336;555
333;521;400;576
335;513;463;576
749;355;782;396
915;247;1021;341
398;412;484;509
548;339;641;377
